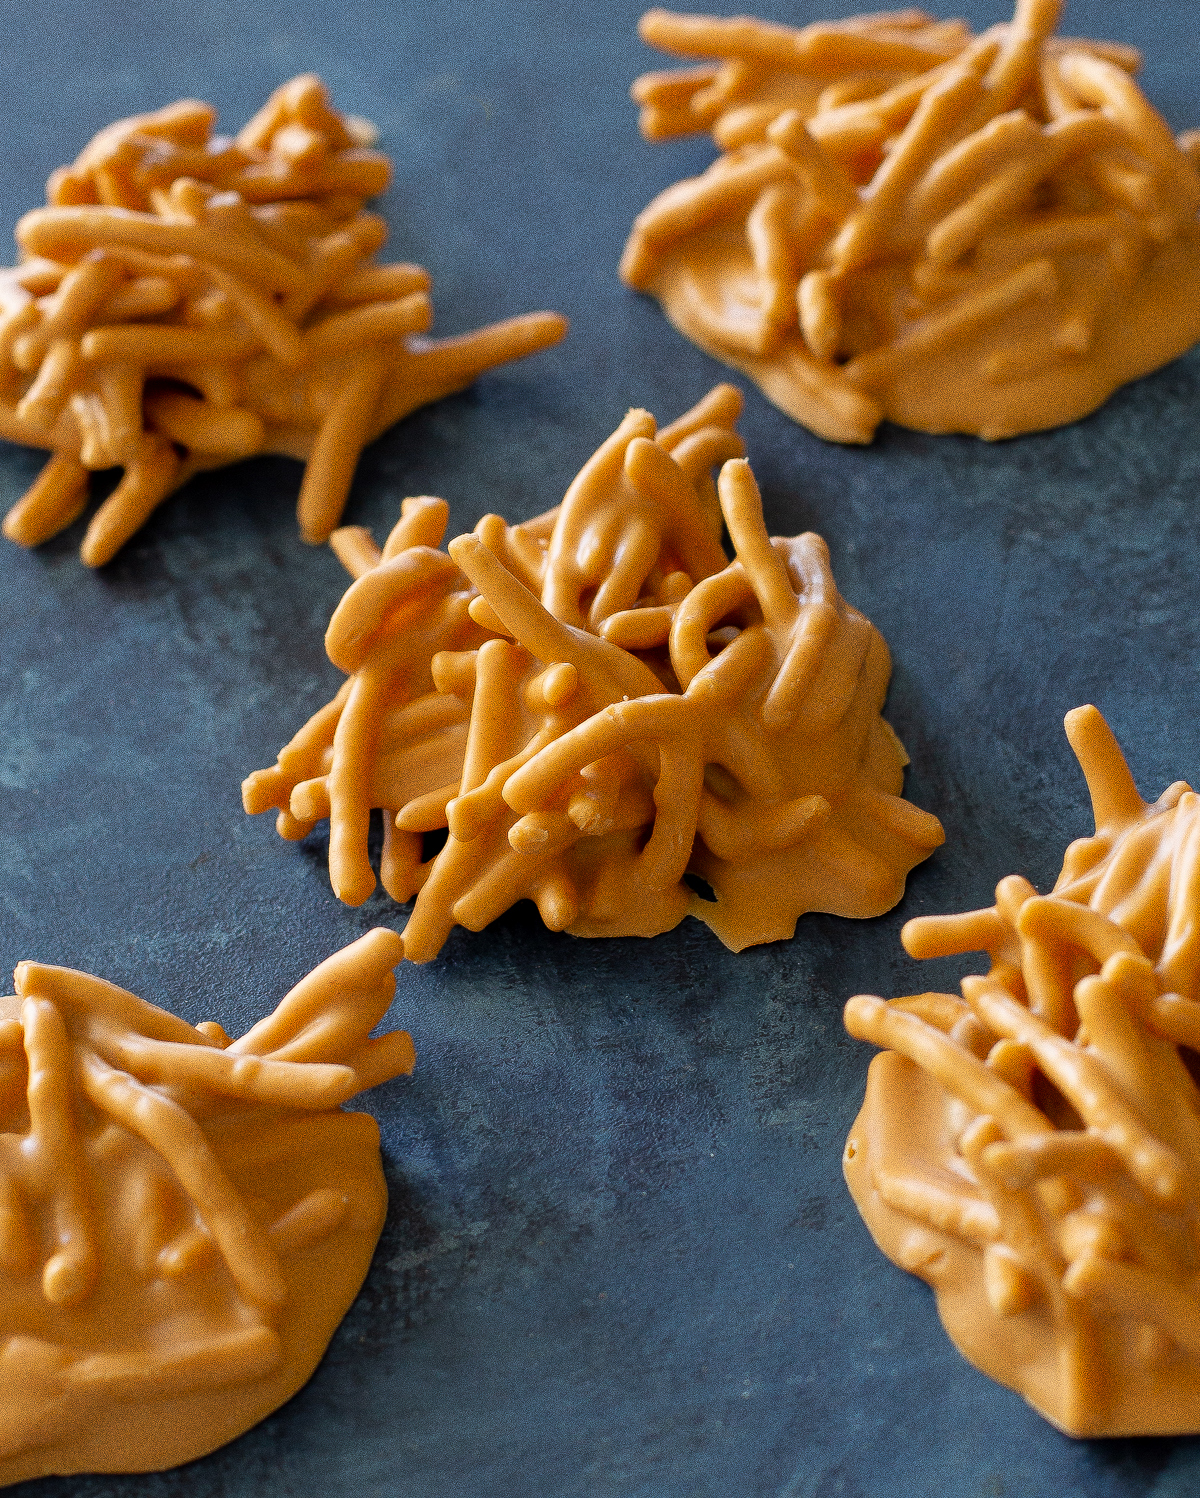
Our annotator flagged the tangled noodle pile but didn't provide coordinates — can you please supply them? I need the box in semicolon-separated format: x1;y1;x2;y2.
845;707;1200;1435
0;76;565;564
243;385;943;959
624;0;1200;441
0;928;413;1482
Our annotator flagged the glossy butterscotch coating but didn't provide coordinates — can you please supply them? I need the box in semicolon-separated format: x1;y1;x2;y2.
243;386;943;958
0;76;566;564
623;1;1200;442
844;706;1200;1435
0;928;414;1483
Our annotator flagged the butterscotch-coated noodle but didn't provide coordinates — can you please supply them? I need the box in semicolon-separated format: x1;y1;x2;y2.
0;77;567;563
623;3;1200;441
844;706;1200;1436
243;387;943;958
0;929;414;1483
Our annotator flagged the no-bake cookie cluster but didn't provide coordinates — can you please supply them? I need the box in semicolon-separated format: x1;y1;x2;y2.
846;707;1200;1436
624;0;1200;440
0;931;413;1484
0;75;564;564
243;386;944;957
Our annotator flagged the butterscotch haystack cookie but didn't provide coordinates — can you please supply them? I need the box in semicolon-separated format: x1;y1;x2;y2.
243;386;943;958
844;706;1200;1435
0;76;565;564
0;929;414;1483
623;1;1200;441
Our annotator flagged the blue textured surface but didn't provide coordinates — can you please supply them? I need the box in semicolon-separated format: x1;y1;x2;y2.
1;1;1200;1494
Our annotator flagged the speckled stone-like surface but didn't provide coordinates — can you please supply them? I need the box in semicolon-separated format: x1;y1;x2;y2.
1;2;1199;1494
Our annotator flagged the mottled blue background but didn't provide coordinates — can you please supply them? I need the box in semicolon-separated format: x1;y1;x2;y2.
1;1;1199;1494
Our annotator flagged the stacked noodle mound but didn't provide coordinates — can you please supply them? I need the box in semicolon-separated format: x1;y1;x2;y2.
243;385;943;958
0;929;415;1483
845;707;1200;1435
623;0;1200;442
0;76;566;564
